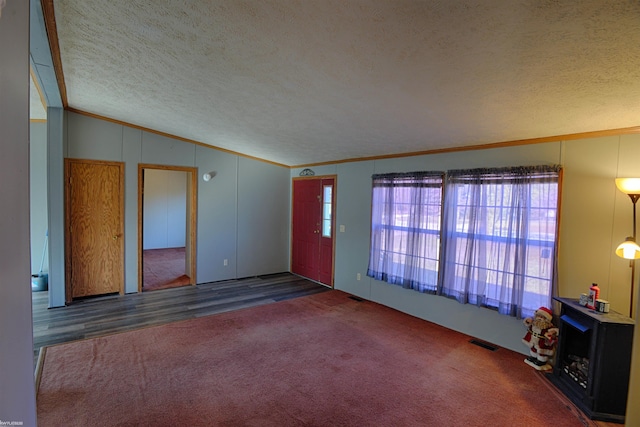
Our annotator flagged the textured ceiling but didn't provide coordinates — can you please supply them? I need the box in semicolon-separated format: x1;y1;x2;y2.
51;0;640;166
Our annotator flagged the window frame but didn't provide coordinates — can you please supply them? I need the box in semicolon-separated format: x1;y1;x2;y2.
367;171;445;294
367;165;561;319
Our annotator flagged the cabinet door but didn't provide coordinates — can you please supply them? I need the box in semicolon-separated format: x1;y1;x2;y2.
592;322;633;417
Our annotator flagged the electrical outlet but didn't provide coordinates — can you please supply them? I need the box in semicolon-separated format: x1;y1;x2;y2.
339;225;345;233
223;259;228;266
357;273;361;281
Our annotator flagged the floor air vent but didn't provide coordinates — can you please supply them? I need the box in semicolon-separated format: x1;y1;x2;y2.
348;296;364;302
469;339;499;352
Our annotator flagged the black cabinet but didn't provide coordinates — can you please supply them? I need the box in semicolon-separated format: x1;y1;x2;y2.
548;297;634;423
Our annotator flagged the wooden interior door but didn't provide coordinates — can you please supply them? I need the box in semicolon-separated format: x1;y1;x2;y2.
291;177;335;286
65;159;124;301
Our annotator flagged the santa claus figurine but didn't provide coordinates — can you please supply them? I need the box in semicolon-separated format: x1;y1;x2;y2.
522;306;559;371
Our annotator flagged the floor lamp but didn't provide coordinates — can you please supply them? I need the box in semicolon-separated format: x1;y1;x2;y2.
615;178;640;318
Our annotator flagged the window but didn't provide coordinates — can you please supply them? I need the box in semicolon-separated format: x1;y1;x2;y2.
367;165;561;319
441;166;560;318
322;185;332;237
367;172;444;293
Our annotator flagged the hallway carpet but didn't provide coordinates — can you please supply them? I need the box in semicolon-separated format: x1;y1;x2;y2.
143;247;191;291
36;290;594;426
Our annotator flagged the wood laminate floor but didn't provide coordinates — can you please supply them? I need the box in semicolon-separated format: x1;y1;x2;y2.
32;272;329;363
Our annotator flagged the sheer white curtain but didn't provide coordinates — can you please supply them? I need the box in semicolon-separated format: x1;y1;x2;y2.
440;166;561;318
367;172;444;293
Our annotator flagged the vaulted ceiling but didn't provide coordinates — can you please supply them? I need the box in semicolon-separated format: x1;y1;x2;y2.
40;0;640;166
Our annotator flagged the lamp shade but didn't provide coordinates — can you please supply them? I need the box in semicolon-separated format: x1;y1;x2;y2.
615;237;640;259
615;178;640;195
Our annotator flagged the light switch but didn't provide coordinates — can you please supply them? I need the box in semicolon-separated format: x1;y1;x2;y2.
339;225;345;233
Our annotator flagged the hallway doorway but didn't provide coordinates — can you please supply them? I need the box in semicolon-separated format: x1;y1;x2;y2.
138;165;197;292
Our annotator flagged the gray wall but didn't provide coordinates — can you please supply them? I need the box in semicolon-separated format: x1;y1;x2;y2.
56;111;291;298
143;169;187;250
292;136;640;358
30;121;49;275
0;0;38;422
194;146;291;281
195;146;239;281
237;157;290;277
47;107;66;308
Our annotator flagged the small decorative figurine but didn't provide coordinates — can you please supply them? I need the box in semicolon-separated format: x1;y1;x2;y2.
522;307;559;371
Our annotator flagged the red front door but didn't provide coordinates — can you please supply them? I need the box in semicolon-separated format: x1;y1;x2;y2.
292;177;334;286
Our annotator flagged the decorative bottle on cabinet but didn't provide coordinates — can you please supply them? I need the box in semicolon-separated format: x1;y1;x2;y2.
587;283;600;309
